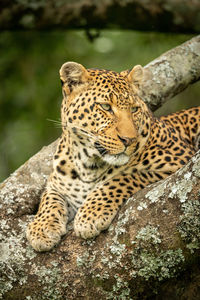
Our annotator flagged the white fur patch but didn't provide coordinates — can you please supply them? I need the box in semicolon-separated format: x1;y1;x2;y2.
102;153;129;166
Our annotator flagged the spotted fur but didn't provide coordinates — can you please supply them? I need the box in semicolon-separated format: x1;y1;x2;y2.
26;62;200;251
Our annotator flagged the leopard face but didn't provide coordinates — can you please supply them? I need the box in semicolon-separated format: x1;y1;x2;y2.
60;62;151;166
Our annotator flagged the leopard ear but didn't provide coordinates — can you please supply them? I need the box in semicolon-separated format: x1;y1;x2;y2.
126;65;144;86
59;62;89;95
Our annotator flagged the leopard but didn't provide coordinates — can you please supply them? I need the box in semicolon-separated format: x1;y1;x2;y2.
26;61;200;252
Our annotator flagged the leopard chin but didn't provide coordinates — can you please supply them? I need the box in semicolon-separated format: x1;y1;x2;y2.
102;153;130;166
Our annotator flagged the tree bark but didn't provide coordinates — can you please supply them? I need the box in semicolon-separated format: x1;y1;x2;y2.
0;35;200;299
1;0;200;33
139;35;200;111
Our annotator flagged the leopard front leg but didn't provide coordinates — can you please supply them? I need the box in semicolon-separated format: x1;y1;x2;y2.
26;190;68;251
74;174;141;239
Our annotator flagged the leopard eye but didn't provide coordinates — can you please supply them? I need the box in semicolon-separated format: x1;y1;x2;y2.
100;103;112;111
131;106;139;113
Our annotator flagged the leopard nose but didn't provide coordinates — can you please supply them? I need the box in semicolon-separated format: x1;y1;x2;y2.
118;135;134;147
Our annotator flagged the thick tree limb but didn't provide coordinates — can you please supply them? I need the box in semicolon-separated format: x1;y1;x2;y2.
142;35;200;111
1;0;200;33
0;36;200;299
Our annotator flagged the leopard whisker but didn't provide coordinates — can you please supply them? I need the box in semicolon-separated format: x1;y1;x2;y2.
71;126;98;141
46;118;67;128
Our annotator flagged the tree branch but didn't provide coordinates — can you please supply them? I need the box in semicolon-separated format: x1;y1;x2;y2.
141;35;200;111
0;36;200;299
1;0;200;33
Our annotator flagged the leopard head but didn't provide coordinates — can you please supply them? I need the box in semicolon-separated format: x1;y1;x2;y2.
59;62;151;166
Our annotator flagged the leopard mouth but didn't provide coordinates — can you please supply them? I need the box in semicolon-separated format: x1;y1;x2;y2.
94;141;108;156
94;141;129;166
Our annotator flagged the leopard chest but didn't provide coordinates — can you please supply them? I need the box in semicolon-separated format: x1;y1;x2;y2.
51;156;120;220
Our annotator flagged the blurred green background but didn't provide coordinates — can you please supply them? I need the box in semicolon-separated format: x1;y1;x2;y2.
0;31;200;182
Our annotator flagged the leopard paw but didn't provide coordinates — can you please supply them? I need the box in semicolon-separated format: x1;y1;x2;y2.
26;215;67;252
74;207;115;239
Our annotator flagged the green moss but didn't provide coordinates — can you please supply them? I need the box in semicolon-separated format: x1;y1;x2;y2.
129;226;185;281
76;250;97;268
136;225;161;248
76;251;90;267
192;153;200;177
34;263;64;300
109;242;126;256
0;219;29;297
145;180;168;204
97;276;132;300
178;199;200;253
134;249;185;281
111;276;131;300
169;174;194;203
